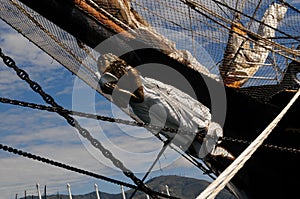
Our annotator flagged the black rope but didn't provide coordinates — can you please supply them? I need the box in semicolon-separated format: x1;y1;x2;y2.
280;0;300;14
221;137;300;154
0;95;219;174
1;96;299;154
0;143;179;199
129;140;171;199
180;0;300;62
214;0;232;19
211;0;300;43
0;48;158;199
0;96;198;137
220;0;263;79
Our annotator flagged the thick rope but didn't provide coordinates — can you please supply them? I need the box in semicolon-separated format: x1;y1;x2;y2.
197;88;300;199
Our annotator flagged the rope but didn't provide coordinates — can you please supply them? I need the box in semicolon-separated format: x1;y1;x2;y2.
280;0;300;14
10;0;97;76
129;140;170;199
211;0;300;43
132;0;228;44
197;88;300;199
1;96;300;154
181;0;300;61
0;96;196;137
0;48;158;199
0;143;178;199
85;0;136;33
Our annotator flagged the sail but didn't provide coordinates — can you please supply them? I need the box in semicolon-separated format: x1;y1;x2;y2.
220;3;288;88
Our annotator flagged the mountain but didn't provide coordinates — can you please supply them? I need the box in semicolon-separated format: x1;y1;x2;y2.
20;175;236;199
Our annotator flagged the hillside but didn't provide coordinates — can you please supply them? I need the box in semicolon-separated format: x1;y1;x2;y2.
20;175;236;199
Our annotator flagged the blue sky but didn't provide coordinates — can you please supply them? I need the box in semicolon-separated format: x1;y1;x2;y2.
0;19;210;198
1;0;299;198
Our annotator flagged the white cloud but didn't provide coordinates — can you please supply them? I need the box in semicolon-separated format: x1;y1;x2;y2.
0;20;61;70
0;20;74;100
0;108;61;135
0;107;126;198
0;100;197;195
0;145;119;198
0;121;198;198
0;69;28;96
55;86;73;96
0;2;236;197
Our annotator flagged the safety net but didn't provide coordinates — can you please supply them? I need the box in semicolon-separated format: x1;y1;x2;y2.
0;0;299;101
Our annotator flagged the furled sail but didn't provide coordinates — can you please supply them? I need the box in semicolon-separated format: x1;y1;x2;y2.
87;0;215;78
91;0;149;28
220;3;288;88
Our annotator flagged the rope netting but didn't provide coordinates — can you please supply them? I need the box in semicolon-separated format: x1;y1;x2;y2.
0;0;101;93
1;0;299;104
197;87;300;199
131;0;300;87
0;1;299;197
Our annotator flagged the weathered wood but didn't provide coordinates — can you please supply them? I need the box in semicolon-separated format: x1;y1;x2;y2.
18;0;115;48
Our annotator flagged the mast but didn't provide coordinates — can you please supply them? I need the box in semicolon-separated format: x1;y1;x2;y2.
165;185;170;196
67;183;73;199
94;184;101;199
121;185;126;199
36;183;42;199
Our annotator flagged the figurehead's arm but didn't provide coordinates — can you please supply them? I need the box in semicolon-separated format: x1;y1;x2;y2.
99;66;144;105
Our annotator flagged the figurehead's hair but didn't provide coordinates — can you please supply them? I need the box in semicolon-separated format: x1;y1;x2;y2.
97;53;128;79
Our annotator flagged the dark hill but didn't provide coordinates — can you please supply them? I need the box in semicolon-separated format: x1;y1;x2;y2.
20;175;236;199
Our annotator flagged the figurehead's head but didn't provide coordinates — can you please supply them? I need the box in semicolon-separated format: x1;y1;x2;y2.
97;53;128;79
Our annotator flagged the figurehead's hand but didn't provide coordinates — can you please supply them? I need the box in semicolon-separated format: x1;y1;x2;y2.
99;72;118;94
101;82;117;94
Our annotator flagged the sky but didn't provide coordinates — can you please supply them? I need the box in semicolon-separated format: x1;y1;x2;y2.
0;0;299;198
0;16;211;199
